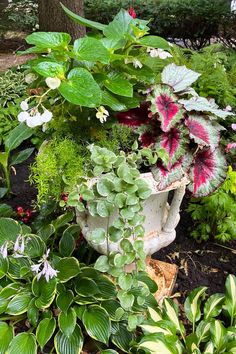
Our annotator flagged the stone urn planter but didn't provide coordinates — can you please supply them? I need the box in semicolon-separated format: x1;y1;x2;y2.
76;172;189;256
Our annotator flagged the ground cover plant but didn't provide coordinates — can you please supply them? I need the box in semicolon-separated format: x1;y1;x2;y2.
0;5;235;354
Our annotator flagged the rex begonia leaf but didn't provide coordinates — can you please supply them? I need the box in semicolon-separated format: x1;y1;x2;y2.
185;115;220;147
188;148;227;197
117;103;151;127
149;85;185;132
161;64;201;92
151;155;191;191
155;127;187;168
179;96;234;119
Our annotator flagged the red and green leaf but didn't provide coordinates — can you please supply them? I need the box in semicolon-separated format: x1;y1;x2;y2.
155;127;187;168
185;115;220;147
188;148;227;197
149;85;185;132
151;155;191;191
116;102;151;127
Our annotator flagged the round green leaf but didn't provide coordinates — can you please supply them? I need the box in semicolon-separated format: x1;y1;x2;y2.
24;234;46;258
82;305;111;344
8;333;37;354
33;61;65;78
26;32;71;49
75;278;99;297
87;228;106;245
36;318;56;350
0;218;21;245
58;308;77;337
97;178;114;197
94;255;110;273
32;276;57;309
54;325;83;354
57;290;74;312
6;292;32;315
56;257;80;282
59;68;102;107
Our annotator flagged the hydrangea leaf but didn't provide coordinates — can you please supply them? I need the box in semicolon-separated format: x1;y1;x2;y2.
185;115;220;147
149;85;185;132
179;96;234;119
161;64;201;92
155;127;187;168
188;148;227;197
151;155;191;191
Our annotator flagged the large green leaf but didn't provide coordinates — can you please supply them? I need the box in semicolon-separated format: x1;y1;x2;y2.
139;35;170;50
204;293;224;320
210;320;226;352
0;284;21;314
74;37;110;64
75;277;100;297
111;322;134;352
36;318;56;350
0;322;13;354
26;32;71;49
138;333;178;354
61;3;106;31
0;218;21;245
32;276;57;309
58;68;102;107
4;123;33;152
57;290;74;312
103;9;133;40
6;292;32;315
184;287;207;324
8;333;37;354
33;61;65;78
59;225;80;257
104;73;133;98
56;257;80;282
24;234;46;258
58;308;77;337
54;325;83;354
0;255;9;279
82;305;111;344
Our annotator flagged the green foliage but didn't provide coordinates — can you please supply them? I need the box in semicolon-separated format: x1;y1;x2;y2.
133;274;236;353
2;0;38;32
187;167;236;243
0;216;158;353
31;138;85;204
0;69;27;143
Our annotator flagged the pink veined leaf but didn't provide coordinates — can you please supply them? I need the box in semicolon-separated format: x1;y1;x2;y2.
151;155;191;191
149;85;185;132
185;115;220;147
156;127;187;168
117;102;151;127
188;148;227;197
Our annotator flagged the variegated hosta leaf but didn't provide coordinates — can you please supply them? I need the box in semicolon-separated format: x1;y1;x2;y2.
179;96;234;119
163;298;185;336
184;286;207;324
210;320;226;352
161;64;201;92
203;341;215;354
149;85;185;132
188;148;227;197
196;320;211;344
151;154;191;191
155;127;187;168
148;307;163;322
140;320;176;336
138;333;179;354
185;115;220;148
203;293;224;320
225;274;236;325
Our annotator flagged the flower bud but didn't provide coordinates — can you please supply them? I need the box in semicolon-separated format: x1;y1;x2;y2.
45;77;61;90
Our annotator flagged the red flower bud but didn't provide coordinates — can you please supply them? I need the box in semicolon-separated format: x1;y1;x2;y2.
128;7;136;18
61;193;68;202
22;217;29;223
16;206;24;215
26;209;33;218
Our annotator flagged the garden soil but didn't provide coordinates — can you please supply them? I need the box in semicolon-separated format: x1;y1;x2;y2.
4;155;236;302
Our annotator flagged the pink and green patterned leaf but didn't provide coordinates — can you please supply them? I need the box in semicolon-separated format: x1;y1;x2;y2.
116;102;151;127
185;115;220;147
151;155;191;191
155;127;187;168
188;148;227;197
149;85;185;132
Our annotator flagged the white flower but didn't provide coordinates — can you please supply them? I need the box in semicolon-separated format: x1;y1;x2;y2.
0;242;8;259
31;249;58;282
225;105;232;112
18;111;29;122
147;47;172;59
133;59;143;69
26;113;43;128
96;106;109;123
25;73;38;84
13;235;25;257
46;77;61;90
20;100;29;111
41;110;53;123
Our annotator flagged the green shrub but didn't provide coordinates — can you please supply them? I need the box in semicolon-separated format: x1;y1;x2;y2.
2;0;38;32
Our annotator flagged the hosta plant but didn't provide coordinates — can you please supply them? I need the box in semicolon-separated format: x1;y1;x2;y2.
0;216;158;353
132;274;236;354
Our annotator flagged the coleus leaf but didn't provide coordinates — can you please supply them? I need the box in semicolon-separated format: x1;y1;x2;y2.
149;85;185;132
161;64;201;92
151;155;191;191
155;127;187;168
188;148;227;197
185;115;220;147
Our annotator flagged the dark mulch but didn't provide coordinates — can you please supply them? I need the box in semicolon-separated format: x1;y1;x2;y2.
3;156;236;299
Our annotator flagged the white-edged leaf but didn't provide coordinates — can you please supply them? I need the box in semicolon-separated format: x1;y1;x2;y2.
8;333;37;354
161;64;200;92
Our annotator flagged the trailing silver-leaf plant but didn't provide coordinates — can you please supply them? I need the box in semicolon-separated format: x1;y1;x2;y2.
0;216;158;353
131;274;236;354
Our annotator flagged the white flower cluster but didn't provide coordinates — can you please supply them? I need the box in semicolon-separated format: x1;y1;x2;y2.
96;106;109;123
147;47;172;59
18;102;53;128
31;249;58;282
124;58;143;69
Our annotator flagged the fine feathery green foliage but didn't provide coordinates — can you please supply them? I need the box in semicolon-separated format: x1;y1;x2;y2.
187;166;236;243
